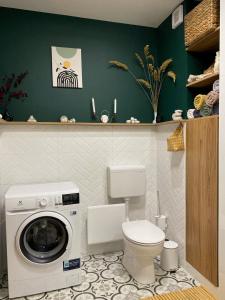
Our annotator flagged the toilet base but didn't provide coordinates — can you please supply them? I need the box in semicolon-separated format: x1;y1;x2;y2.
122;237;164;284
122;254;155;284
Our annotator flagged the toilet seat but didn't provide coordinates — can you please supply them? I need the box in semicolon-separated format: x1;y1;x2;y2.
122;220;165;245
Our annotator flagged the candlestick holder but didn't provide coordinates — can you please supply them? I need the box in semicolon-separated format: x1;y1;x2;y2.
91;101;117;123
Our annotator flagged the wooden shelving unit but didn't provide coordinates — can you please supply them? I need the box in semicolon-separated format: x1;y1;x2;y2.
186;27;220;53
186;73;219;88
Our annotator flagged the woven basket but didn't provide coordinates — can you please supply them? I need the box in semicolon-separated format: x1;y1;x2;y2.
167;123;185;152
184;0;220;47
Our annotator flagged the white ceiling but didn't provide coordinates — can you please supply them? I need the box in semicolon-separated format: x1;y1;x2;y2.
0;0;184;28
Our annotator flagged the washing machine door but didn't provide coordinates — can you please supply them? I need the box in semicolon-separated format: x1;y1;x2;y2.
16;211;73;265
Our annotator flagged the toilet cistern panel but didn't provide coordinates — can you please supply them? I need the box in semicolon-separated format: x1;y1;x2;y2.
107;165;146;198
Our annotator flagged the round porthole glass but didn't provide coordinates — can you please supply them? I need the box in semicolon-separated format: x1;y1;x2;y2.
20;217;68;264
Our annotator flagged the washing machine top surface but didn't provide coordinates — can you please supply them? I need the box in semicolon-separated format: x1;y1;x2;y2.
5;181;79;199
122;220;165;245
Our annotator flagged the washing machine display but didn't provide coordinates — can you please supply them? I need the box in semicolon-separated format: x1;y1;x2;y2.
62;193;79;205
20;216;68;264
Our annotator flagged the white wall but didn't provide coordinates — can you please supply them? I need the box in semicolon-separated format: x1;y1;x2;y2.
0;124;157;274
156;124;186;262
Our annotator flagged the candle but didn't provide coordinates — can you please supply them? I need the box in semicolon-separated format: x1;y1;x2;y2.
92;97;96;114
114;98;117;114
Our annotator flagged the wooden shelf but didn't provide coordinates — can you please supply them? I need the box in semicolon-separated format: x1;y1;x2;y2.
186;73;219;88
186;27;220;53
0;121;155;126
0;120;183;127
0;117;218;127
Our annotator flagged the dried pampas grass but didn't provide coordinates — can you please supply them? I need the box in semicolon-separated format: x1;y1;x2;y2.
109;44;176;113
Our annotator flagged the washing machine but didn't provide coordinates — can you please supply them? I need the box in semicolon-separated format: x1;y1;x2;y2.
5;181;81;298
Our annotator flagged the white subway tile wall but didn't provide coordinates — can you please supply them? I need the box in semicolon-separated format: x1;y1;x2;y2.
0;125;158;274
156;125;186;263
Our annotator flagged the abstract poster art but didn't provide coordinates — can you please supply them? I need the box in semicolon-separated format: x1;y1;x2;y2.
51;46;83;88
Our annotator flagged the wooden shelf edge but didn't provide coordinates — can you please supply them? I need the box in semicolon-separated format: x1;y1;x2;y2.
0;116;218;127
0;115;219;127
186;73;219;88
0;121;155;126
186;27;220;53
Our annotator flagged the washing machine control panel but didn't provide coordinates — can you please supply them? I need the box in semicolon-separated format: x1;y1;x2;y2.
37;193;79;209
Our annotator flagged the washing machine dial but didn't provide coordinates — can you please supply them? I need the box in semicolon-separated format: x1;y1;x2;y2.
39;198;48;208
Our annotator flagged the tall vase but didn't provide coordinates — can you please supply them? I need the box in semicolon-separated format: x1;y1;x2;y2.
152;111;157;124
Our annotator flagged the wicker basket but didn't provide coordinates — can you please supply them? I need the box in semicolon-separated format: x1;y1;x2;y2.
167;123;185;152
184;0;219;47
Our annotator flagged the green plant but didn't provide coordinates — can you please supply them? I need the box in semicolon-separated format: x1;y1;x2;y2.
109;45;176;113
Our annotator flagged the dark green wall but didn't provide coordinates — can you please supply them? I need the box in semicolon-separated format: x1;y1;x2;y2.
157;14;189;122
157;0;210;121
0;7;157;122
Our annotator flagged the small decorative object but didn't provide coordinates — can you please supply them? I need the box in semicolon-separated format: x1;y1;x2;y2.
172;110;183;120
51;46;83;88
101;114;109;123
214;51;220;73
213;79;219;92
60;115;68;123
27;115;37;122
187;109;195;119
0;71;28;121
109;44;176;124
194;94;207;110
172;4;183;29
114;98;117;114
0;113;6;122
69;118;76;123
206;91;219;107
91;97;96;117
167;123;184;152
91;98;117;123
126;117;140;124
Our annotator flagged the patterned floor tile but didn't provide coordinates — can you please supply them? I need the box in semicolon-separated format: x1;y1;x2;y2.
0;251;199;300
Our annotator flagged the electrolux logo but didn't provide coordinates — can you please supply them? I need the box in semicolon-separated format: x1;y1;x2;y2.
17;200;23;206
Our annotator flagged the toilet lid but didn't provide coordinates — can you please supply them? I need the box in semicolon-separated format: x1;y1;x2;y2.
122;220;165;245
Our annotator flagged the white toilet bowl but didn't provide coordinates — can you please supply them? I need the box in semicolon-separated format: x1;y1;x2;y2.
122;220;165;284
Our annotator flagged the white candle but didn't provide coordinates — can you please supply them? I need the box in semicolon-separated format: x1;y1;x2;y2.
92;97;96;114
114;98;117;114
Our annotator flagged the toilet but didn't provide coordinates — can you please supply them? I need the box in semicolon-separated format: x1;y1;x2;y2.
108;166;165;284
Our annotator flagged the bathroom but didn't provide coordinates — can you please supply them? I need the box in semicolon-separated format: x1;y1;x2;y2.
0;0;225;299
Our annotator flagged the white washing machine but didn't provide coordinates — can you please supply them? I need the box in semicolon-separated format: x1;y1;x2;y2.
5;181;81;298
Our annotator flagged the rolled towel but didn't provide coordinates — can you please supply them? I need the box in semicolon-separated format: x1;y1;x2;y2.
187;109;195;119
194;94;207;110
213;79;219;93
200;103;213;117
193;109;201;118
206;91;219;107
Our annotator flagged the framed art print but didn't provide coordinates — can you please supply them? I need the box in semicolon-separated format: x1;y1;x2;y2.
51;46;83;88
